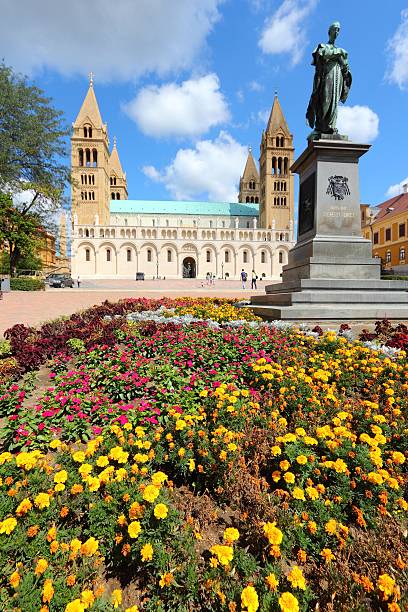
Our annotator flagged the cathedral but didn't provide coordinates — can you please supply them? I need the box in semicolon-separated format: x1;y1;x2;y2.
70;78;295;280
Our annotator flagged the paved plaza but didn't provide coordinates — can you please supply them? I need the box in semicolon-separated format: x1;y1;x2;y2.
0;279;266;336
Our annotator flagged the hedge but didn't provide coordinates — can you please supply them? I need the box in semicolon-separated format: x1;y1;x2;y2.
10;278;45;291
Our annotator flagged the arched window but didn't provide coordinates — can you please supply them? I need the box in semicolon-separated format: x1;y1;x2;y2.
88;127;92;138
284;157;288;175
147;249;152;262
272;156;277;175
92;149;97;167
85;229;89;237
106;248;111;262
225;250;230;263
255;196;259;203
261;250;266;263
84;127;88;138
167;249;172;262
206;250;211;262
246;196;250;203
85;248;90;262
400;247;406;260
243;250;248;263
79;149;84;166
116;192;120;200
111;193;115;200
127;249;131;262
279;252;284;264
85;149;91;167
166;219;169;227
386;250;391;263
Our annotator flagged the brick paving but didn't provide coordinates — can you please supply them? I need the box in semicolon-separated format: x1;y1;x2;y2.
0;279;265;336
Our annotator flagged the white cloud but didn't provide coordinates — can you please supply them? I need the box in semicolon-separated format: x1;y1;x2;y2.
337;105;379;143
249;80;264;92
143;131;247;201
386;177;408;198
387;9;408;89
124;74;230;138
259;0;317;66
0;0;222;81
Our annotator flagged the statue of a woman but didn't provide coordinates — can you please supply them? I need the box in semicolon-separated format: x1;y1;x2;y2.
306;22;352;137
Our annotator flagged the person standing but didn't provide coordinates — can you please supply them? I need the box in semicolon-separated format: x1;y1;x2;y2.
240;269;247;290
251;270;258;290
77;275;81;288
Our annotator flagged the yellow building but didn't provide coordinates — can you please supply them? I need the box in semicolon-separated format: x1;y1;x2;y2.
362;185;408;271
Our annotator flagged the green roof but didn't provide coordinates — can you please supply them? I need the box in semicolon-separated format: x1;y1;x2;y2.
110;200;259;217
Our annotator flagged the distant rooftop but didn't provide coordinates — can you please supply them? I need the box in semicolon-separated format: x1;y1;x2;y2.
110;200;259;217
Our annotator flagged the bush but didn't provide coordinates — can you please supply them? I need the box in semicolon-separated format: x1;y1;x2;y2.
10;277;45;291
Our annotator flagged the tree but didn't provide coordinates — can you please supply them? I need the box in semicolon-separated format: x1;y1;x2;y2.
0;193;41;274
0;63;70;218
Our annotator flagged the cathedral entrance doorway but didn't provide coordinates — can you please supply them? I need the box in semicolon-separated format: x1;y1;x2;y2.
182;257;196;278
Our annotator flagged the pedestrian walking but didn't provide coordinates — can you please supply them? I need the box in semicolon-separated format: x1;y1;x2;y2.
251;270;258;290
240;269;247;290
77;275;81;288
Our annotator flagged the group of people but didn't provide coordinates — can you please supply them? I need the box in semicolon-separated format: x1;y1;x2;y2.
240;269;259;290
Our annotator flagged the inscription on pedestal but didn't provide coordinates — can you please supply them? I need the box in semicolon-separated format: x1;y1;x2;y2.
298;172;316;236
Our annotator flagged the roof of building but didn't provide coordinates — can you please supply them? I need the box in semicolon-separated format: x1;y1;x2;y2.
373;192;408;223
74;79;103;128
109;137;125;177
110;200;259;217
241;148;259;180
266;94;290;136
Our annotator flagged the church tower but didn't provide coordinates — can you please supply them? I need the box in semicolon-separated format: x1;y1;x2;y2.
109;137;128;201
71;75;110;226
238;147;260;204
259;94;294;230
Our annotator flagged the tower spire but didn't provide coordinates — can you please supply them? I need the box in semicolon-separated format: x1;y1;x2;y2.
266;94;290;135
73;78;103;128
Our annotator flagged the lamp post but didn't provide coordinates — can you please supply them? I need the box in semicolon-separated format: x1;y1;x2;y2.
156;254;159;280
221;261;224;280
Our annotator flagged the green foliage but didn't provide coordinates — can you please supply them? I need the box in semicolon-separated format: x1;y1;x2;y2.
10;277;45;291
0;339;11;357
0;193;43;273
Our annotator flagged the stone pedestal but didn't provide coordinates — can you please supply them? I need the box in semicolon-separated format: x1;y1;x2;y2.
250;138;408;320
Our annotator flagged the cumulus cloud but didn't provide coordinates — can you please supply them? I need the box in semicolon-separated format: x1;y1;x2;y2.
249;80;264;92
0;0;222;81
259;0;317;66
143;131;247;201
337;105;379;143
387;9;408;89
124;74;230;138
386;177;408;198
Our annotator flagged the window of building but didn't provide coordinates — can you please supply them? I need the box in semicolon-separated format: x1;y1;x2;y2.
386;250;391;263
261;250;266;263
279;252;284;264
126;249;131;262
111;192;115;200
243;250;248;263
385;228;391;241
106;248;111;262
400;247;406;261
85;248;90;262
92;149;97;167
246;221;250;228
85;148;91;167
246;196;250;203
166;219;169;227
206;250;211;263
225;250;230;263
399;223;406;238
147;249;152;262
167;249;172;262
222;220;225;228
373;232;379;245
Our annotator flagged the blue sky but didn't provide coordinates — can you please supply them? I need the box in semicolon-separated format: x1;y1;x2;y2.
1;0;408;206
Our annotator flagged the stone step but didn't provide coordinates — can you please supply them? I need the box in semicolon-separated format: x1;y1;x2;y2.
252;291;408;306
265;278;408;294
249;303;408;321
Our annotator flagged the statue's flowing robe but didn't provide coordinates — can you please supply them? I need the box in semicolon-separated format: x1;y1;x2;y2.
306;43;351;134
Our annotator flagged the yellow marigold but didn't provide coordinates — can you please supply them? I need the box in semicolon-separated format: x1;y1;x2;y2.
125;608;139;612
80;590;95;608
296;455;307;465
325;519;337;535
159;572;174;587
279;592;299;612
0;451;13;464
80;537;99;556
377;574;395;600
241;585;259;612
292;487;305;501
71;483;84;495
284;472;295;484
9;571;20;589
153;503;168;519
142;484;160;503
54;470;68;484
96;455;109;467
265;573;278;591
0;517;17;534
263;521;283;546
42;578;54;603
66;575;76;586
111;589;122;608
65;599;85;612
305;486;319;500
280;460;290;471
16;497;32;516
86;476;101;492
151;471;168;486
128;521;142;539
391;451;405;465
223;527;240;544
34;492;51;510
287;565;306;590
321;548;335;564
210;544;234;566
272;445;282;456
72;451;85;463
141;543;153;562
49;439;61;449
55;483;65;492
35;559;48;575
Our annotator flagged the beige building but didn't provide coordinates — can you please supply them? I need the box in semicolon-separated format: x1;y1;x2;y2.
71;80;295;280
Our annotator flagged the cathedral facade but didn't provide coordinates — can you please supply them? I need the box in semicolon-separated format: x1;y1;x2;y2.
71;79;295;280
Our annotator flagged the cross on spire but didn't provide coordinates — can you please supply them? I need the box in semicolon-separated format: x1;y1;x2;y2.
89;71;94;86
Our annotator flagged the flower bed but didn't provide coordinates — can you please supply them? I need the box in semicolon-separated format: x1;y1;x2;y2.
0;299;407;611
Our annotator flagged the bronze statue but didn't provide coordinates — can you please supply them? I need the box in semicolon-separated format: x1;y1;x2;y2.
306;22;352;137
